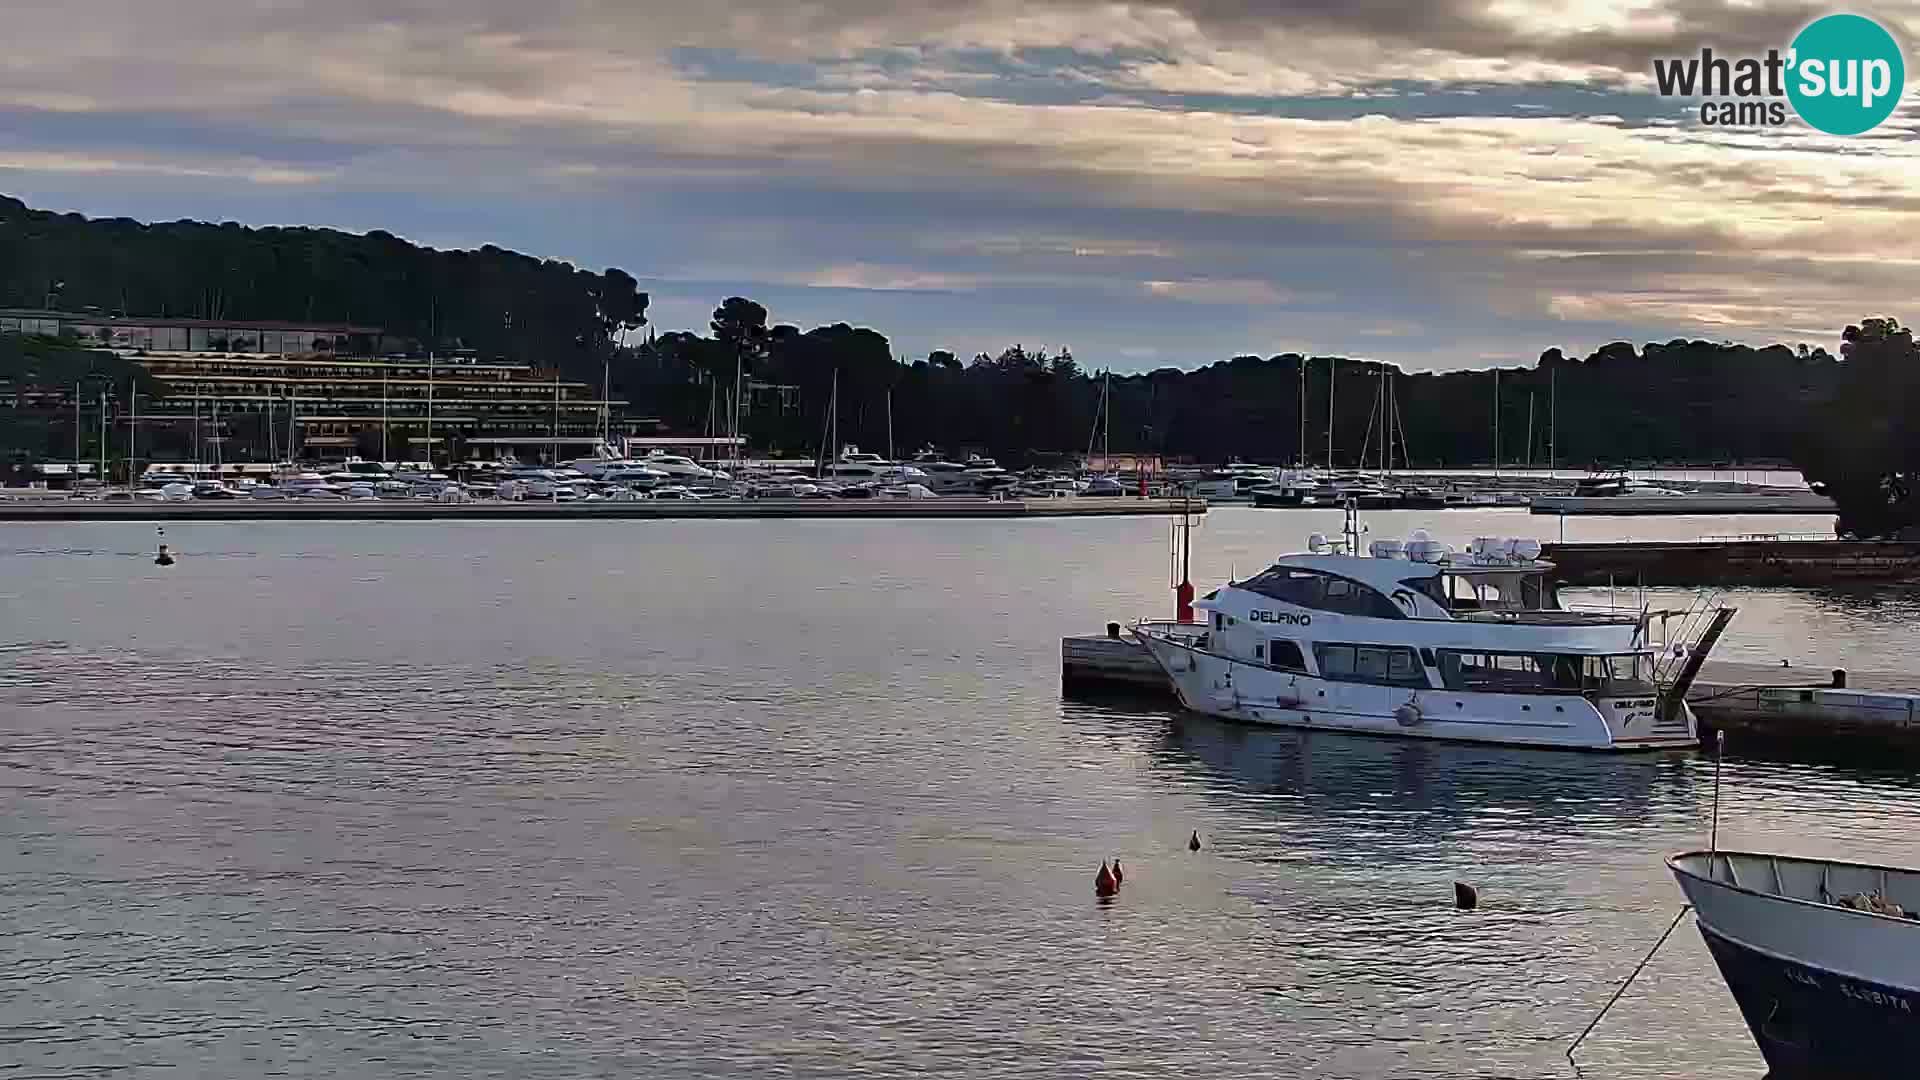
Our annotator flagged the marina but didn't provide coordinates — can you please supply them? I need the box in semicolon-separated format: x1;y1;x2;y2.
0;494;1207;522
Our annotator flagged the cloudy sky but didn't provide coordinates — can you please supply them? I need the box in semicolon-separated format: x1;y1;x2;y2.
3;0;1917;371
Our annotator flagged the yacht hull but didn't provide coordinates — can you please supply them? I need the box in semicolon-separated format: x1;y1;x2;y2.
1673;853;1920;1080
1700;926;1919;1078
1136;630;1695;751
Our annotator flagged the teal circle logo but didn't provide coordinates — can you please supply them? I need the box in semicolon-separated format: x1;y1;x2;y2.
1787;14;1905;135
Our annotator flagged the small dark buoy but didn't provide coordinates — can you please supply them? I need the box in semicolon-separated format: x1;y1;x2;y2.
1188;830;1202;852
1095;861;1117;898
1111;859;1124;887
154;543;175;567
1454;882;1478;910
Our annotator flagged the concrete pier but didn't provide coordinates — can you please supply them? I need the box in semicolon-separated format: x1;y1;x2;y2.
1542;539;1920;586
0;496;1208;523
1531;491;1835;515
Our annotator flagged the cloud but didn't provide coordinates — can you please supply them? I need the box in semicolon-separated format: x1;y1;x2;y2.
1144;279;1322;305
1;0;1917;369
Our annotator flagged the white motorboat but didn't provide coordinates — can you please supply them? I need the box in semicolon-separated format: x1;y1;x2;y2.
1670;850;1920;1078
642;453;718;481
1134;518;1734;751
913;459;980;493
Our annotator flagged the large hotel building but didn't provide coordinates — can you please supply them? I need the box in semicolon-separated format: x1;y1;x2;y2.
2;308;631;461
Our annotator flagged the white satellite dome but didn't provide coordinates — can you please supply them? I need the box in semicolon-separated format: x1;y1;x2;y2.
1512;538;1543;561
1408;528;1433;544
1306;532;1330;554
1406;539;1447;564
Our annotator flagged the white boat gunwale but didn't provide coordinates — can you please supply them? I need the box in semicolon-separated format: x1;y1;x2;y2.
1671;849;1920;929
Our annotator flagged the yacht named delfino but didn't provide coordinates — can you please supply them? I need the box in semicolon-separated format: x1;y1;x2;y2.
1134;515;1734;751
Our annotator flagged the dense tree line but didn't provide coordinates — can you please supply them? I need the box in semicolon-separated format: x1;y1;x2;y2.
0;195;647;367
3;197;1914;532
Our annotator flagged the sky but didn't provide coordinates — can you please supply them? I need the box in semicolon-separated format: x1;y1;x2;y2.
2;0;1917;372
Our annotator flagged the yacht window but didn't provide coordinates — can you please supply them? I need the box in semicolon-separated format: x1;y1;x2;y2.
1270;640;1307;671
1438;651;1588;693
1253;643;1265;661
1313;644;1428;687
1245;569;1403;619
1318;644;1355;678
1401;576;1446;609
1241;568;1325;607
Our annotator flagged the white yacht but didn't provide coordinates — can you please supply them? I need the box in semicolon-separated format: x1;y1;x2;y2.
1135;521;1733;751
914;459;980;493
641;453;718;481
838;445;890;467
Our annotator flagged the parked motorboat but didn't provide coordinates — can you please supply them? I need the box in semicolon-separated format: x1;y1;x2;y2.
1134;516;1735;751
1671;850;1920;1078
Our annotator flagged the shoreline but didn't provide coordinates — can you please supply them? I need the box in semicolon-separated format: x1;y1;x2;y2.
0;496;1209;523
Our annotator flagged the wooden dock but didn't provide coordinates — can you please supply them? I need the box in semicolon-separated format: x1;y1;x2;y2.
0;496;1208;523
1063;632;1920;751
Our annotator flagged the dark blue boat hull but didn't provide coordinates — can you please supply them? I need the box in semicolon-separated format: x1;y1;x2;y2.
1701;926;1920;1078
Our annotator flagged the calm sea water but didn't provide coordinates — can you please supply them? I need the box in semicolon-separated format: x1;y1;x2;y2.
4;508;1918;1079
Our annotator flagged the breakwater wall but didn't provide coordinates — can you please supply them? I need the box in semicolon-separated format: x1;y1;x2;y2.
1542;539;1920;586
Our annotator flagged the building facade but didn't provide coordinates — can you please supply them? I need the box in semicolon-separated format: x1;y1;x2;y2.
3;310;627;462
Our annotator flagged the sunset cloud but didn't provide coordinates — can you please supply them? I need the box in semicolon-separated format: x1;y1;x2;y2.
2;0;1917;368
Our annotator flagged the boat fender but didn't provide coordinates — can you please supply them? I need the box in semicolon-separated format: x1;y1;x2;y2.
1188;830;1202;852
1455;882;1478;910
1111;860;1124;887
1395;699;1423;727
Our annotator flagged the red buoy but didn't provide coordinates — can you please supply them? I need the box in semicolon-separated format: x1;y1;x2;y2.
1176;579;1196;624
1095;861;1117;897
1111;859;1125;887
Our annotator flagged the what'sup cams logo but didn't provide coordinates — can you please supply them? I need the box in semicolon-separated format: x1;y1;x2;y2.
1653;13;1905;134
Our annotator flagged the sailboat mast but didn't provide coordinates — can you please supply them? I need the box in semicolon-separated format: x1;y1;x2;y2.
1526;392;1535;470
425;350;434;465
98;389;106;485
1326;357;1336;469
1297;359;1307;467
1491;368;1500;477
1548;367;1557;477
1102;370;1111;462
381;369;389;461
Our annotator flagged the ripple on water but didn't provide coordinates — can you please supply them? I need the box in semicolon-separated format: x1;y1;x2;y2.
5;515;1915;1078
